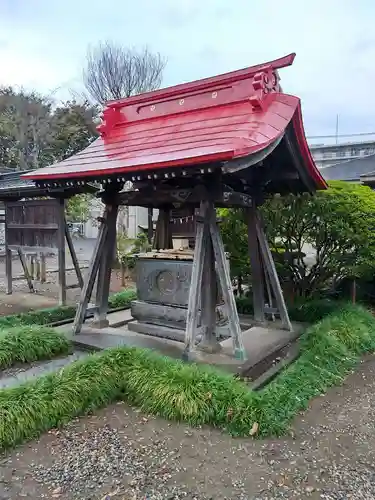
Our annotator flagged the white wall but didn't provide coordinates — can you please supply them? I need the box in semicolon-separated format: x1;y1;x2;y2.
83;199;158;239
127;206;158;238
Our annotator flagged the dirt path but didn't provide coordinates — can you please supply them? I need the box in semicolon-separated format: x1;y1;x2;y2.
1;355;375;499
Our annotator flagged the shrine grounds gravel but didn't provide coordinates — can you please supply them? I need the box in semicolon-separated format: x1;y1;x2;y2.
1;353;375;499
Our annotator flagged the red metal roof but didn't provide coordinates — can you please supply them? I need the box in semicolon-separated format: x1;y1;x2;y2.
23;53;326;190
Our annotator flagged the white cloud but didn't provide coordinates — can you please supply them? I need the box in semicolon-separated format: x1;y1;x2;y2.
0;0;374;135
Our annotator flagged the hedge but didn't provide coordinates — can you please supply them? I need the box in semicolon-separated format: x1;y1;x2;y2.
0;326;72;370
0;289;137;329
235;295;346;323
1;303;374;449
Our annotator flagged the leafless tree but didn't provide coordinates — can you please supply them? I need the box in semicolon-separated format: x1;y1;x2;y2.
83;41;167;105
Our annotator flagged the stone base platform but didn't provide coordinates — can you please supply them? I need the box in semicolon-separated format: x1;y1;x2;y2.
58;318;305;377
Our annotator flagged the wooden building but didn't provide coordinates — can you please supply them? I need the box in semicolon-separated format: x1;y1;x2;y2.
22;53;327;362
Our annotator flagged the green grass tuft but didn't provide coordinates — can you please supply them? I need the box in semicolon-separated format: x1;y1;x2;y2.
1;302;375;449
107;289;137;309
0;289;137;329
0;326;72;370
235;295;346;323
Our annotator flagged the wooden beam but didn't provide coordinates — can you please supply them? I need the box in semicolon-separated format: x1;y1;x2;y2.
183;201;208;360
246;207;266;323
72;212;109;334
8;245;57;254
65;222;84;288
117;188;252;208
208;204;246;360
255;211;292;331
17;249;34;293
6;223;59;230
57;198;67;306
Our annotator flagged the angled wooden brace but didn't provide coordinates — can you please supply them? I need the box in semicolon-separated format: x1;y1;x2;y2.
254;210;292;331
72;206;111;335
207;203;246;360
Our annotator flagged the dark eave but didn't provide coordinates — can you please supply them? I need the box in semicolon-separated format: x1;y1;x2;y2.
0;170;99;201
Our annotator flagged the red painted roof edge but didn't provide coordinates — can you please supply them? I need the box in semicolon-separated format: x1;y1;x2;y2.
292;102;327;190
107;53;296;109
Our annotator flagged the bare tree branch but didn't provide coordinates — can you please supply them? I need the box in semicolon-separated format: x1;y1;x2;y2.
82;41;167;105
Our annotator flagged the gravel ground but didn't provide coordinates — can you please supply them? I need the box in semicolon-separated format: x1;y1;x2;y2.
0;238;133;315
0;355;375;499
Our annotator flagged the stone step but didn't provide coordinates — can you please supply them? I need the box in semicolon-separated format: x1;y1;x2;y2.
0;351;88;390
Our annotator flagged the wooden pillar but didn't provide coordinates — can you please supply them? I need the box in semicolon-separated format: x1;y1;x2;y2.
184;201;246;361
5;237;12;295
93;203;118;328
72;208;109;335
57;198;67;306
254;211;292;331
246;206;266;323
147;207;153;244
153;207;173;250
197;215;221;353
183;202;208;360
35;257;41;281
208;204;246;360
28;255;35;279
65;221;84;288
40;253;46;283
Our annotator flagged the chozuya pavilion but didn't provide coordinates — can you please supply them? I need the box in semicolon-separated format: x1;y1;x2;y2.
23;53;326;368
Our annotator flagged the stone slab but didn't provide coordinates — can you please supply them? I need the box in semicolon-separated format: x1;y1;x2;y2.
128;320;186;342
59;325;185;361
58;320;305;377
96;308;133;328
131;299;231;336
0;351;88;389
220;323;304;373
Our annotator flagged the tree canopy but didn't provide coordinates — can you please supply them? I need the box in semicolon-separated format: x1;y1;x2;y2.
220;181;375;299
0;86;100;222
0;87;99;171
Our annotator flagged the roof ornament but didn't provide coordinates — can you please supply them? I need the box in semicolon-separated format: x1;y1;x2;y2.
249;68;280;111
97;106;122;137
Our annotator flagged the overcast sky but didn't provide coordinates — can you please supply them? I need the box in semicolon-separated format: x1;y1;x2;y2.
0;0;374;137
